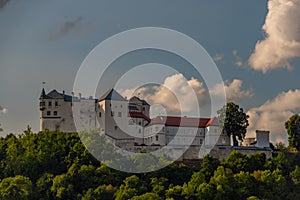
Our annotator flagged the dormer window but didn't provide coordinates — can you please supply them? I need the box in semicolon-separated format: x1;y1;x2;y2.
48;101;52;107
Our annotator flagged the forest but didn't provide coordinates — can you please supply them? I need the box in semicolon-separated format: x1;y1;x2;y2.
0;128;300;200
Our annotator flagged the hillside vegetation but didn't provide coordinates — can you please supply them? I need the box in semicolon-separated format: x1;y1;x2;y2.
0;129;300;200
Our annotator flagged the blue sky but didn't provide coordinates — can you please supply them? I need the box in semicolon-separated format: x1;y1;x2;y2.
0;0;300;144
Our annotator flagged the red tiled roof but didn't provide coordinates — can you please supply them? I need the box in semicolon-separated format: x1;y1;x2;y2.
129;112;151;123
147;116;218;127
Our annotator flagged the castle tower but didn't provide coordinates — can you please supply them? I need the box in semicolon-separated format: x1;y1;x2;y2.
97;89;131;139
39;89;77;132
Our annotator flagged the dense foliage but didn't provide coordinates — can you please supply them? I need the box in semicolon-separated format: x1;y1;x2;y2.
285;114;300;151
0;129;300;200
217;102;249;146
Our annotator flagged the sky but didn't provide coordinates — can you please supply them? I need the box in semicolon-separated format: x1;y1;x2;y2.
0;0;300;145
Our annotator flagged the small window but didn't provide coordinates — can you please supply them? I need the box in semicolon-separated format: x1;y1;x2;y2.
48;101;52;107
156;135;159;141
111;111;114;117
53;111;58;116
139;129;141;134
200;139;203;145
47;111;51;116
99;112;101;117
114;126;118;130
118;112;122;117
55;101;58;107
120;104;123;108
138;121;141;126
142;107;145;111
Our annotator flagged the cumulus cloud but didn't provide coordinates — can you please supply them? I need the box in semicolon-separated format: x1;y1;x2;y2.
247;89;300;144
49;16;83;41
213;54;224;62
248;0;300;72
0;105;7;114
210;79;253;102
119;73;207;116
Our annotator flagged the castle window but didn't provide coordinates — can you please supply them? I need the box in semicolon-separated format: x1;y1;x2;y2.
120;104;123;108
118;112;122;117
55;101;58;107
200;139;203;145
114;126;118;130
47;111;51;116
53;111;58;116
111;111;114;117
156;135;159;141
99;112;101;117
48;101;52;107
138;121;141;126
139;129;141;134
142;107;145;111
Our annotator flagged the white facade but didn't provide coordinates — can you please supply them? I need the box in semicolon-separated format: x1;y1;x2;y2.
144;116;230;148
39;89;97;133
39;88;230;151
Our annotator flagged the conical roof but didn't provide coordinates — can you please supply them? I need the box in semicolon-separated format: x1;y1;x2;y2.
99;89;126;101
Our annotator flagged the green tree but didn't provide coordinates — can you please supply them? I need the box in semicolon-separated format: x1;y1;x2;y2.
209;166;235;200
285;114;300;150
290;165;300;185
114;175;144;200
0;175;33;200
217;102;249;146
221;150;248;173
82;184;115;200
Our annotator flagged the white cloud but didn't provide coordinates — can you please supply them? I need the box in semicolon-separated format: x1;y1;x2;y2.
233;50;244;67
0;105;7;114
248;0;300;72
119;73;207;116
213;54;224;62
247;89;300;144
210;79;253;102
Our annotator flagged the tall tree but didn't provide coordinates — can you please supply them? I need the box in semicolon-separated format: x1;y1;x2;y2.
0;175;33;200
285;114;300;150
217;102;249;146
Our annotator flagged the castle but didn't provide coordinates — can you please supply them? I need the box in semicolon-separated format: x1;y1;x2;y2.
39;88;272;159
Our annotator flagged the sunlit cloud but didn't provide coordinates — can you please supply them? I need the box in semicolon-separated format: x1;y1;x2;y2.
248;0;300;72
210;79;253;102
213;54;224;62
247;89;300;144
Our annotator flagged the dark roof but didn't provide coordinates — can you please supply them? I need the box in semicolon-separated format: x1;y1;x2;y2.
47;90;64;99
129;112;151;123
129;105;139;111
141;99;150;106
39;88;48;99
99;89;126;101
147;116;217;128
39;89;78;102
129;96;150;105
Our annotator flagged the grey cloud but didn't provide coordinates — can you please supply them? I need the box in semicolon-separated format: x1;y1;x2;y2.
0;0;11;9
49;16;83;41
